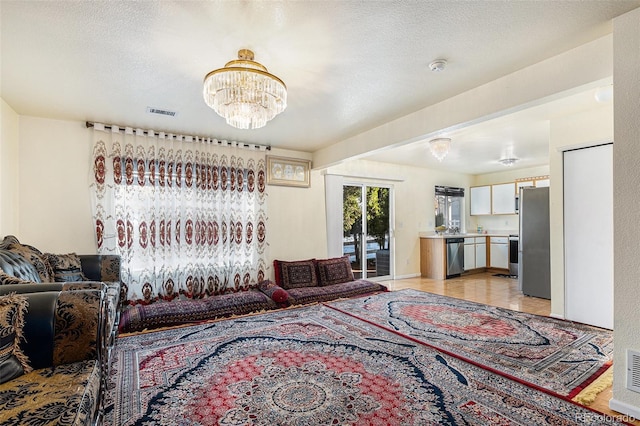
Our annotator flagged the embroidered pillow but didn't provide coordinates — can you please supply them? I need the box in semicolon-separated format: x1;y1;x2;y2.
44;253;88;282
7;242;53;283
0;293;32;384
274;259;318;289
316;256;355;286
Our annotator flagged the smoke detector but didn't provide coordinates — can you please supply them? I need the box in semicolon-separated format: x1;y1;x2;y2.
429;59;447;72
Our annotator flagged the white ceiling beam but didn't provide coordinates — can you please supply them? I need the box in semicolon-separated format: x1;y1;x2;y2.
313;34;613;169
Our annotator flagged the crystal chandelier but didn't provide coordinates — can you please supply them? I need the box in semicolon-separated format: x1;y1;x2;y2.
203;49;287;130
499;157;519;167
429;138;451;161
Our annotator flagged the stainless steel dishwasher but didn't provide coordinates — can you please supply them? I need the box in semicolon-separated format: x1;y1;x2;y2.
446;237;464;278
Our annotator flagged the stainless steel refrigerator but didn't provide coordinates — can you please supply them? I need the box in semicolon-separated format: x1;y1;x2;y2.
518;186;550;299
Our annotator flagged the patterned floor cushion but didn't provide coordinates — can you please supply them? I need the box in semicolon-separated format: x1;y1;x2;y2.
285;279;386;306
0;359;100;426
119;289;278;333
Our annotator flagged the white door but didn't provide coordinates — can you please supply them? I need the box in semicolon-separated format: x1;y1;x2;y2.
564;143;613;329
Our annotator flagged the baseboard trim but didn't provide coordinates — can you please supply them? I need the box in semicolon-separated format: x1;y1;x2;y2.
609;398;640;421
549;313;565;320
393;273;421;280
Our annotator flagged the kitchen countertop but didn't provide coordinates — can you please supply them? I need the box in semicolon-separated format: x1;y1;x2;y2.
419;231;517;239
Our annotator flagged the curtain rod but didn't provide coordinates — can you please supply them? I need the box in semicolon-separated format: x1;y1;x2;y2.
85;121;271;151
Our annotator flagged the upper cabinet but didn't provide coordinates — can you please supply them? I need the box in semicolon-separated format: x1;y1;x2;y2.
470;183;517;215
516;181;534;192
470;186;491;215
491;183;516;214
471;175;550;216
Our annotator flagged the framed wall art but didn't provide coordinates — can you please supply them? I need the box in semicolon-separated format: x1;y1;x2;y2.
266;156;311;188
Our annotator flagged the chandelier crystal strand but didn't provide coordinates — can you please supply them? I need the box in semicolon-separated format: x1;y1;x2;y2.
203;49;287;130
429;138;451;162
499;158;519;167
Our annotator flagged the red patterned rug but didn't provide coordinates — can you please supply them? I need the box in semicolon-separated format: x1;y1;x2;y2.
325;289;613;399
104;304;626;425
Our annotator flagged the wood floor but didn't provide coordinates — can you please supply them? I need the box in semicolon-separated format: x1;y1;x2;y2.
379;272;639;425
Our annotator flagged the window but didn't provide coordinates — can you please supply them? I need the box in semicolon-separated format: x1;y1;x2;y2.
435;186;464;232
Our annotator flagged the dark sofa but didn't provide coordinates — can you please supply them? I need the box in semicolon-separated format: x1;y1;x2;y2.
0;287;105;426
0;236;122;347
0;235;122;425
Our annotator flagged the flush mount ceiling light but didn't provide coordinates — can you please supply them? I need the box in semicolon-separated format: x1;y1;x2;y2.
203;49;287;130
499;157;519;167
594;85;613;103
429;138;451;161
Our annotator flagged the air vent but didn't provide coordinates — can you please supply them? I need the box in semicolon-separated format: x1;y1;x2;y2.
627;349;640;393
146;107;177;117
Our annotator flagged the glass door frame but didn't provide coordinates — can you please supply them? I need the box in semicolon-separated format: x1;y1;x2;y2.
342;181;394;281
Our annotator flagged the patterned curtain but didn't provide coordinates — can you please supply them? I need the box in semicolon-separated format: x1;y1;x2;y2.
89;124;268;306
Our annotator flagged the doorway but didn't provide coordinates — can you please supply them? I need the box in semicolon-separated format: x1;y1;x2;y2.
342;184;392;280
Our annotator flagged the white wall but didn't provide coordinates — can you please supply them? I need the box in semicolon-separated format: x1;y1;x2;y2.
548;105;613;318
16;116;95;253
611;7;640;418
12;116;473;281
0;98;20;236
264;153;328;264
324;159;473;278
13;117;325;263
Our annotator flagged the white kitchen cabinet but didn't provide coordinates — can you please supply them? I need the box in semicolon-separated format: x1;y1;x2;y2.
489;237;509;269
464;237;487;271
516;181;534;192
535;178;550;187
475;242;487;268
491;183;516;214
470;186;491;215
463;243;476;270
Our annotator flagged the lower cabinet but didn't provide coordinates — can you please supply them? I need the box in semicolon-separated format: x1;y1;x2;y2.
420;238;446;280
421;235;505;276
463;241;475;270
464;237;487;271
475;241;487;268
489;237;509;269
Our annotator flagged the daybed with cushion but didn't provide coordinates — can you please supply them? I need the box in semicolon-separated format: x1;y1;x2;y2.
271;255;386;305
118;289;279;333
0;287;106;426
117;256;385;334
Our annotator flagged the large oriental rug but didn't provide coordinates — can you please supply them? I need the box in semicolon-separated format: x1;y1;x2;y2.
104;304;625;425
326;289;613;399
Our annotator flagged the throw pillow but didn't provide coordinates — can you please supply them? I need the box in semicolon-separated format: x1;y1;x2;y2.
0;293;32;384
0;268;32;285
44;253;88;282
316;255;355;286
274;259;318;289
7;241;53;283
257;280;291;305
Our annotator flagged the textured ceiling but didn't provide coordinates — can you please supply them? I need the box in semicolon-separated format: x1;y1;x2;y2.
1;1;638;173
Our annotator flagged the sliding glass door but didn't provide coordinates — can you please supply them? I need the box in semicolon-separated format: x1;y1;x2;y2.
342;184;391;280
